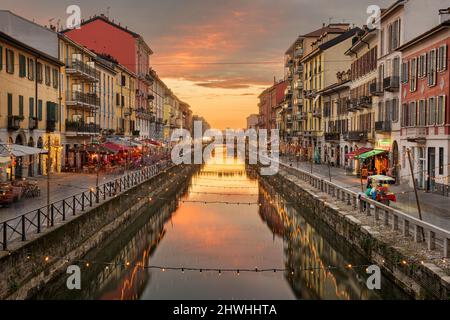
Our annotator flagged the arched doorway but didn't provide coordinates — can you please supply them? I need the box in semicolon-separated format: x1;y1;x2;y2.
28;137;35;177
392;141;399;184
15;134;25;179
37;137;43;175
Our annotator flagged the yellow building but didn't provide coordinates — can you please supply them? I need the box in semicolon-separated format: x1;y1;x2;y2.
0;31;64;180
300;26;359;162
114;64;136;138
59;35;101;170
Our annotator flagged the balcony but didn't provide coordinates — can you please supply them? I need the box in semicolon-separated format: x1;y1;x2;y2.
29;117;38;130
383;76;400;92
65;120;100;136
294;48;304;58
369;82;384;96
324;132;340;142
312;110;322;118
46;119;56;132
7;115;23;131
358;96;372;108
406;127;427;143
345;131;368;142
66;91;100;109
285;58;294;68
66;59;100;82
296;65;304;74
124;108;133;116
375;121;392;132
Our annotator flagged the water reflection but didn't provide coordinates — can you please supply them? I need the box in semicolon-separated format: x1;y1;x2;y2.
33;146;408;300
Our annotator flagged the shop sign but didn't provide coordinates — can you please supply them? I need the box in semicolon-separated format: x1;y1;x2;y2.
376;139;391;151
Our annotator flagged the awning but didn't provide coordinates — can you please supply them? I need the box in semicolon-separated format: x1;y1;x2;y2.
0;144;48;157
84;144;118;154
345;147;372;160
101;142;133;153
355;149;386;160
143;139;162;146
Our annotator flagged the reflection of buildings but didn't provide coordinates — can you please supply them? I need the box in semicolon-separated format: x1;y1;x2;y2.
258;179;383;300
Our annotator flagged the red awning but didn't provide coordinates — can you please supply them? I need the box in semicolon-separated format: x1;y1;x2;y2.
143;139;162;146
101;142;134;153
345;147;372;160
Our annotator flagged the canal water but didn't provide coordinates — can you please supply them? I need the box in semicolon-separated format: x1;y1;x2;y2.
33;147;409;300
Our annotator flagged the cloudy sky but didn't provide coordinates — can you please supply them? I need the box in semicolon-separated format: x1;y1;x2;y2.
3;0;391;129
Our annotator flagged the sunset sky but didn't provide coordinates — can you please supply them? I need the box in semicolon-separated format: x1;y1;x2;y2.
2;0;390;129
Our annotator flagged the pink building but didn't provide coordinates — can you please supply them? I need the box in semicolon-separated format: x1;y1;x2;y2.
258;80;287;130
63;14;154;138
398;21;449;194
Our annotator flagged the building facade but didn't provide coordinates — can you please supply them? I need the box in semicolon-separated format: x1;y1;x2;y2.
0;31;63;179
399;22;449;193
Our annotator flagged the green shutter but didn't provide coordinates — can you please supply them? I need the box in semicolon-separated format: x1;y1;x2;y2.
46;102;56;121
29;97;34;118
7;93;13;115
19;54;26;77
38;100;43;121
19;95;24;117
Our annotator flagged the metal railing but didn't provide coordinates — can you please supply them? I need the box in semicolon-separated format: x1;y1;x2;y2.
0;160;172;250
278;162;450;258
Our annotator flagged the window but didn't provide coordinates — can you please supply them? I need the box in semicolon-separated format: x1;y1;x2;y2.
0;45;3;71
52;68;59;89
428;49;437;87
19;54;26;77
408;101;416;127
38;100;43;121
437;95;446;125
437;45;447;72
29;97;34;118
36;62;43;83
439;148;444;175
19;95;24;117
45;65;51;86
121;75;126;86
418;54;426;78
6;48;14;74
427;97;436;125
7;93;13;115
388;19;401;52
410;58;417;92
418;100;426;127
392;98;399;123
27;58;35;81
401;61;409;83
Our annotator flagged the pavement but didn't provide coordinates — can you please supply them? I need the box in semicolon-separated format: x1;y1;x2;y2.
0;170;127;222
279;156;450;231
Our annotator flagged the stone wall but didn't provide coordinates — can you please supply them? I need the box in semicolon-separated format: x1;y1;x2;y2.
261;168;450;300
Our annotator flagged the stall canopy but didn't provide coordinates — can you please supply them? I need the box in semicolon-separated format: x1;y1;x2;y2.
355;149;386;161
0;143;48;157
101;142;133;153
345;147;372;160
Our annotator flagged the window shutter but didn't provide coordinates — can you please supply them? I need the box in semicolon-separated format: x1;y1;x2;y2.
38;100;43;121
29;97;34;118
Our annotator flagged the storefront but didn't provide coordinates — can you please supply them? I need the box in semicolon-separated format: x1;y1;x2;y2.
355;149;390;179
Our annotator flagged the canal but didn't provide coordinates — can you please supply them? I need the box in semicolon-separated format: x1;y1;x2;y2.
33;147;409;300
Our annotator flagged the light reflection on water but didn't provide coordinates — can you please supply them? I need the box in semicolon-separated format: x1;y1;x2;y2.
33;147;409;300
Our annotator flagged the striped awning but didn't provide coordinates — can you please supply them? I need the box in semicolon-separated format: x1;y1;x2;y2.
0;144;48;157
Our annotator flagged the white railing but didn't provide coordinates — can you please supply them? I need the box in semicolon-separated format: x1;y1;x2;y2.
277;161;450;258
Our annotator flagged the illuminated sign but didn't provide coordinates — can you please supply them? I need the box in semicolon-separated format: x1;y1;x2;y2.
376;139;392;151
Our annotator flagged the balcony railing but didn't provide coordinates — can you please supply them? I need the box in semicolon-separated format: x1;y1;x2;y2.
294;48;304;58
312;110;322;118
65;120;100;135
345;131;368;142
7;115;23;131
66;59;100;82
358;96;372;108
406;127;427;143
375;121;392;132
324;132;341;142
46;119;56;132
383;76;400;92
369;82;384;96
66;91;100;108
